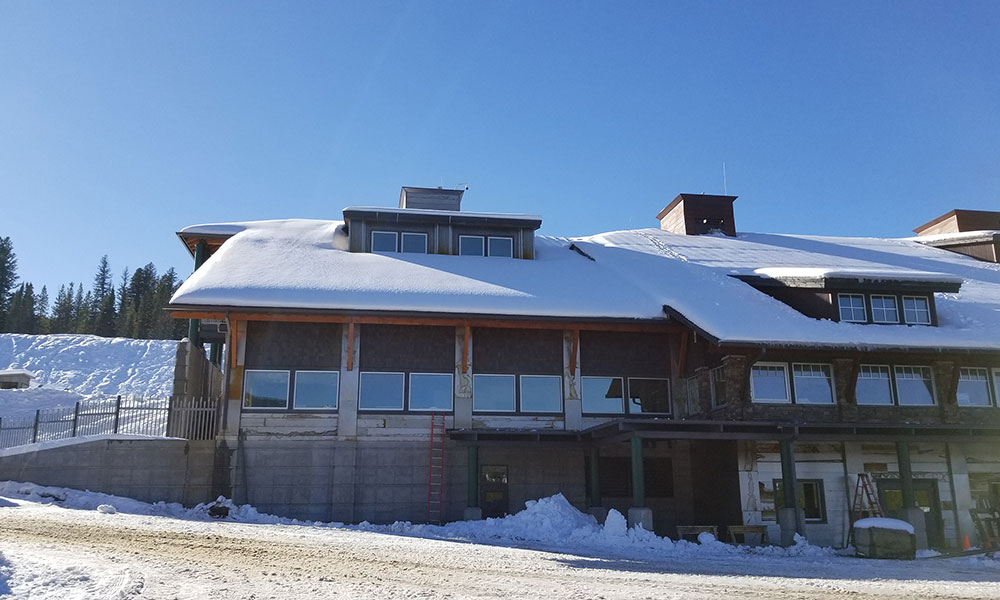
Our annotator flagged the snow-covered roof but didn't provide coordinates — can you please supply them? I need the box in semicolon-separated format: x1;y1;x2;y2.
0;368;34;378
169;219;1000;352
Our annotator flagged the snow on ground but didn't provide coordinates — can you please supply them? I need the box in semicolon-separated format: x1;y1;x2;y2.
1;481;999;599
0;334;179;418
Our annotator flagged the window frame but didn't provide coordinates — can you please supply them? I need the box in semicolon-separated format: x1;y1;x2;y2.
902;295;932;325
407;372;454;412
856;364;894;406
626;377;672;415
358;371;406;412
995;369;1000;408
518;374;564;414
292;369;340;411
773;478;828;524
472;373;516;413
243;369;291;411
400;232;428;254
791;363;836;405
750;362;792;404
709;366;727;407
371;230;399;254
487;236;514;258
581;375;626;415
458;235;485;257
957;367;993;408
893;365;937;406
870;295;900;324
837;293;868;323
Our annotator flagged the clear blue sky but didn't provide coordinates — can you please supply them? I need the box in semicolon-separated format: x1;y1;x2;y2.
1;2;998;295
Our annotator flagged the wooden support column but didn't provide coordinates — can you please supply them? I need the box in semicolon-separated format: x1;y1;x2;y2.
677;331;689;377
347;321;355;371
569;330;579;376
187;239;207;345
462;324;470;374
630;436;645;508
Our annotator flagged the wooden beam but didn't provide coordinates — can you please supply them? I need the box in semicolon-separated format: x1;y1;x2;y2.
347;321;355;371
462;325;470;374
677;331;689;377
229;319;239;370
569;329;579;376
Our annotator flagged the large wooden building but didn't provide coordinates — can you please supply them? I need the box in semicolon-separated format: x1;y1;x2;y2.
168;187;1000;549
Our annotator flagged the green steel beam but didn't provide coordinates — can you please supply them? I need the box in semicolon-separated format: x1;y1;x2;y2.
589;446;601;506
467;445;479;508
897;441;916;509
630;436;645;507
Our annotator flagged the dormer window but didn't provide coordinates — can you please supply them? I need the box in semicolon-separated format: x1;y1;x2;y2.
838;294;867;322
401;232;427;254
460;235;515;258
371;231;398;253
488;236;514;258
870;295;900;324
459;235;485;256
903;296;931;325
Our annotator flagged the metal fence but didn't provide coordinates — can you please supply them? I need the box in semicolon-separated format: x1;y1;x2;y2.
0;395;220;450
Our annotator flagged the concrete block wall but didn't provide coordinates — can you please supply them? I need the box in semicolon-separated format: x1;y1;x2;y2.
0;438;216;506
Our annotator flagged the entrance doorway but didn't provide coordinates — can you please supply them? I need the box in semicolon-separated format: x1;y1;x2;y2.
481;465;509;518
877;478;945;548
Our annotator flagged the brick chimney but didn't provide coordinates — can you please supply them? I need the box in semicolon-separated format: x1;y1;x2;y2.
656;194;737;236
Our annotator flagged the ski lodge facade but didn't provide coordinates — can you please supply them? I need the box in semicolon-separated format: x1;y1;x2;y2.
168;188;1000;550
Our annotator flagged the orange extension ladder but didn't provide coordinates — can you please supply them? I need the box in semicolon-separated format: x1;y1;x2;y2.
849;473;884;544
427;412;447;524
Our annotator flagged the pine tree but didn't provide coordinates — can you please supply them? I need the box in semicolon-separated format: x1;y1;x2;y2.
92;255;112;300
0;237;17;330
51;283;74;333
94;292;117;337
36;285;49;333
5;283;37;333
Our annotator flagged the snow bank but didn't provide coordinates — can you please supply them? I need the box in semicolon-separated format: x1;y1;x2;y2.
854;517;916;534
0;333;179;418
0;550;10;596
1;482;840;561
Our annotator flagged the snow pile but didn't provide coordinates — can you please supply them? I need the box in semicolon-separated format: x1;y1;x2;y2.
854;517;915;534
0;334;179;418
0;550;10;596
0;481;842;560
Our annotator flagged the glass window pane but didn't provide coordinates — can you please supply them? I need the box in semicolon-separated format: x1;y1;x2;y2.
410;373;453;411
957;368;992;407
582;377;624;413
838;294;866;322
751;365;789;402
371;231;397;253
487;237;513;258
244;370;289;409
473;374;515;412
628;378;670;414
903;297;931;324
459;236;484;256
520;376;562;413
359;372;404;410
871;296;899;324
710;367;727;407
401;233;427;254
894;366;935;405
792;364;834;404
294;371;338;409
856;365;893;405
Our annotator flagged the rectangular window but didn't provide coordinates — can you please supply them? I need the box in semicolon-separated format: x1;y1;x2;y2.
401;232;428;254
473;374;515;412
520;375;562;413
243;370;289;409
870;295;899;324
293;371;339;410
359;372;404;410
995;369;1000;407
685;376;699;415
459;235;485;256
581;376;625;413
957;368;992;407
894;366;935;405
774;479;827;523
750;363;790;403
838;294;867;322
487;236;514;258
856;365;893;405
409;373;453;411
710;366;727;407
627;378;671;414
902;296;931;325
371;231;398;253
792;363;835;404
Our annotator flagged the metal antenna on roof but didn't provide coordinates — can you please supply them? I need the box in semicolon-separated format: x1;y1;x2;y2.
723;162;728;195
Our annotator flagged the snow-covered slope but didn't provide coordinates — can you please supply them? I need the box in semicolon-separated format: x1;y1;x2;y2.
0;334;179;418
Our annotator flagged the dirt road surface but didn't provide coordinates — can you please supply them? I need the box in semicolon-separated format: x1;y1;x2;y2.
1;501;999;599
